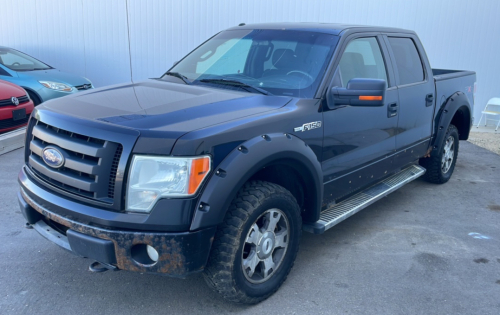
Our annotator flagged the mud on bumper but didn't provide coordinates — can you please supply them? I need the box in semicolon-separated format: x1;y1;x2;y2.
18;188;215;277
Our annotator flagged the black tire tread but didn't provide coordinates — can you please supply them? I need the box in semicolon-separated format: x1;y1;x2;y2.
420;124;459;184
203;180;301;304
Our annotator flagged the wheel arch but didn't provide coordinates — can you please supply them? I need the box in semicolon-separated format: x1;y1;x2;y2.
248;158;319;222
431;92;472;155
450;105;471;140
190;133;323;231
22;86;42;105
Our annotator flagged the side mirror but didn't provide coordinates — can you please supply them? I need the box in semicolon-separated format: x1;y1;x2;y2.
327;78;387;109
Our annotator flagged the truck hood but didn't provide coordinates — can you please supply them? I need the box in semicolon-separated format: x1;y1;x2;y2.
39;79;291;138
17;69;91;87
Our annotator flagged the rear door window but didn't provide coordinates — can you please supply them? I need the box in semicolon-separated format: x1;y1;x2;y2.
387;37;425;85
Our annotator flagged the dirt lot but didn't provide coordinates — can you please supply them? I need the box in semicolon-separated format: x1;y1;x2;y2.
468;130;500;155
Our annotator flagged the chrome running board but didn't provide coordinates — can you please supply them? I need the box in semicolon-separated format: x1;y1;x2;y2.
303;164;426;234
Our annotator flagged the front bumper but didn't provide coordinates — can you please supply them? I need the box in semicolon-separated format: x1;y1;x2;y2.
0;100;34;132
18;186;216;277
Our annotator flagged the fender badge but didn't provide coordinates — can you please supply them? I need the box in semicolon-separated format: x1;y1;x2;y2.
294;121;322;132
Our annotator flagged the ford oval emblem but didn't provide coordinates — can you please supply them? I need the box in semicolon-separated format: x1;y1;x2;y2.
42;147;65;168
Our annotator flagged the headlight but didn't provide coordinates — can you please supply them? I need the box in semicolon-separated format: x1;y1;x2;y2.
39;81;73;92
126;155;211;213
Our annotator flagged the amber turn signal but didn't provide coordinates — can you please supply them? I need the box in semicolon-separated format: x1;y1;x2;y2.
188;157;211;194
359;96;383;101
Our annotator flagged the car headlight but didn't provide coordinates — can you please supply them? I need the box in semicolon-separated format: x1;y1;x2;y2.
39;81;73;92
126;155;211;213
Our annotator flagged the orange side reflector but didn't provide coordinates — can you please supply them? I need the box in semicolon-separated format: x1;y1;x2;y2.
188;157;211;194
359;96;383;101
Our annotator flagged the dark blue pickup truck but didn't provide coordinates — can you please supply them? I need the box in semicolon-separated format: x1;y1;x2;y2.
18;23;476;303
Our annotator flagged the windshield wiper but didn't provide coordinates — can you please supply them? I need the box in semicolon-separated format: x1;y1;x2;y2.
199;78;271;95
164;71;191;84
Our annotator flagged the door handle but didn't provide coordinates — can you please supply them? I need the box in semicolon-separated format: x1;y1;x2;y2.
426;93;434;107
387;102;398;118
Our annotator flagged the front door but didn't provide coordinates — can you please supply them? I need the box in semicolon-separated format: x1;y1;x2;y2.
322;35;399;205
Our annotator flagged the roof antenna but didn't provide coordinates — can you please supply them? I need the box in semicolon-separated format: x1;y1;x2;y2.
238;23;245;26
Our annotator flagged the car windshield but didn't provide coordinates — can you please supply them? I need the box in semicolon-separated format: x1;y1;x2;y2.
0;47;52;71
165;29;339;98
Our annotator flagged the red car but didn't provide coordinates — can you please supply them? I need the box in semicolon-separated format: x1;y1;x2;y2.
0;79;34;133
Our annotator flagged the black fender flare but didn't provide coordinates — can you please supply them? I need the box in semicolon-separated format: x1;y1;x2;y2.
190;133;323;230
430;91;471;154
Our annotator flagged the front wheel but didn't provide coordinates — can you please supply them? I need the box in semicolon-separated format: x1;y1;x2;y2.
420;124;459;184
203;181;302;304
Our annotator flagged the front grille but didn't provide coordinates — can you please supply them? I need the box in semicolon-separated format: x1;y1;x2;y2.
108;144;123;198
0;95;30;107
0;116;29;129
74;84;93;91
27;119;123;204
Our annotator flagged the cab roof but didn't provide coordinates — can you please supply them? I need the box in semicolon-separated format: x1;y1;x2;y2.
225;22;413;36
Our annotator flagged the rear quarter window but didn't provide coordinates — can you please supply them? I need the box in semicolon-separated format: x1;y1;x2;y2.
0;66;10;76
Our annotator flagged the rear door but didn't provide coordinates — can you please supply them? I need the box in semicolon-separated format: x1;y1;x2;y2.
322;34;399;204
383;35;435;167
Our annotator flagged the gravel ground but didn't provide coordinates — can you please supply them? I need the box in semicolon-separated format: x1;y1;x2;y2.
468;131;500;155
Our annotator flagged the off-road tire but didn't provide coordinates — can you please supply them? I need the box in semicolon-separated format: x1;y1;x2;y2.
203;181;302;304
420;124;459;184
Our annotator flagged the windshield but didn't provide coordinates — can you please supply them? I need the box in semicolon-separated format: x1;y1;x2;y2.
165;30;339;98
0;47;52;71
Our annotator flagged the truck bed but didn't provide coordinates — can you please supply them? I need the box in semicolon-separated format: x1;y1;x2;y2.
432;68;476;132
432;68;476;81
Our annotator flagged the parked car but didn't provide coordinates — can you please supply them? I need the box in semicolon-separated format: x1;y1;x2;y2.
0;79;34;133
0;46;93;105
18;23;475;304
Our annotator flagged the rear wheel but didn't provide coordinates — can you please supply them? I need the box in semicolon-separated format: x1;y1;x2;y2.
203;181;301;304
420;124;459;184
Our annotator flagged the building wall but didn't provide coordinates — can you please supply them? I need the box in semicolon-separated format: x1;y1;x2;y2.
1;0;499;123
